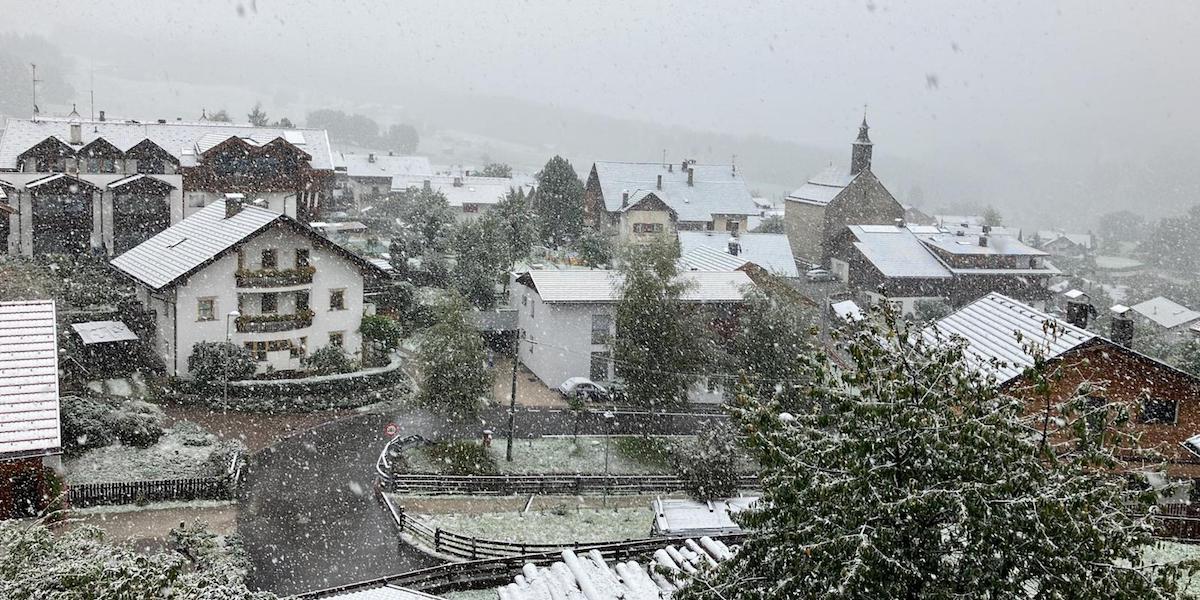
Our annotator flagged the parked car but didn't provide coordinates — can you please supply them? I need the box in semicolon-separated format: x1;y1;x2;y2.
806;267;838;282
558;377;610;402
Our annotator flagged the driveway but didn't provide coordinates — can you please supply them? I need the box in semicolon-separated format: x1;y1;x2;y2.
238;404;728;596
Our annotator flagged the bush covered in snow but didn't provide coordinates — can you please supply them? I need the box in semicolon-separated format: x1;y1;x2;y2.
303;344;358;375
670;425;741;501
188;341;257;383
60;394;165;456
64;421;241;484
423;440;498;475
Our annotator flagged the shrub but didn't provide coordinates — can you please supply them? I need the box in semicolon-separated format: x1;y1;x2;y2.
188;342;256;383
103;399;165;448
60;395;115;456
671;425;741;501
304;344;357;376
423;440;498;475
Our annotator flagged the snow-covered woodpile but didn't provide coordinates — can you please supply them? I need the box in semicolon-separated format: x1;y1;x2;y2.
496;536;735;600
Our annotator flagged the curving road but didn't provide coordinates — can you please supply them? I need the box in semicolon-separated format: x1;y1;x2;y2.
238;405;727;596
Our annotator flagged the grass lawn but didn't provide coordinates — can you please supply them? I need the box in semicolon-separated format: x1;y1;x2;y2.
415;504;654;545
405;435;687;475
64;427;234;484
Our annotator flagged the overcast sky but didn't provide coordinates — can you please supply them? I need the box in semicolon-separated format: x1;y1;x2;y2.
4;1;1198;221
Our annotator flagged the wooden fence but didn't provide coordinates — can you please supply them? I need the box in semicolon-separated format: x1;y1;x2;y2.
387;472;759;496
68;452;244;508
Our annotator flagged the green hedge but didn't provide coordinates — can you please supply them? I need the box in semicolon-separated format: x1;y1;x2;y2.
165;363;411;412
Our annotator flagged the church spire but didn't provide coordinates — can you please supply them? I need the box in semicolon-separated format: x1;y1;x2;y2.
851;109;873;175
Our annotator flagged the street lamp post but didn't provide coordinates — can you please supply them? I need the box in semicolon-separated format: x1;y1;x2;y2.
225;310;240;406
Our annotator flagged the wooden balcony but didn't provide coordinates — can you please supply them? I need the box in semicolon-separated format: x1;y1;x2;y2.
235;266;315;288
235;309;314;333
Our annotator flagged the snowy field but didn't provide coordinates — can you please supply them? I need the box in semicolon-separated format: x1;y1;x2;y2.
64;428;231;484
415;505;654;545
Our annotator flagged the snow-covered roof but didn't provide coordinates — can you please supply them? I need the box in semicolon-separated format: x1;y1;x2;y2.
678;246;749;273
847;225;952;279
916;230;1047;257
1094;255;1144;271
340;153;432;179
390;174;532;208
309;584;443;599
111;200;283;290
1037;230;1092;248
831;299;865;322
786;164;856;207
0;116;335;170
70;320;138;345
933;214;984;227
0;300;61;459
652;497;755;536
495;537;736;600
678;231;799;277
518;270;753;304
592;161;757;223
1130;297;1200;330
923;292;1097;382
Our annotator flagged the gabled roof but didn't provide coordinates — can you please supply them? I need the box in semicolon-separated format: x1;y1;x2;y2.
1130;296;1200;329
0;300;61;459
390;174;533;208
916;230;1047;257
111;200;385;290
679;246;750;273
786;164;857;207
847;225;952;279
923;293;1097;382
678;231;799;277
592;161;757;222
107;173;176;192
25;172;101;192
340;153;432;179
0;117;335;170
518;269;753;304
1037;230;1092;248
620;189;677;216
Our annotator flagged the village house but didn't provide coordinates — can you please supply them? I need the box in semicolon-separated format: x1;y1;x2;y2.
829;222;1058;314
784;118;904;266
513;269;753;399
926;293;1200;476
1129;296;1200;343
0;112;335;257
110;196;386;379
583;159;758;242
1034;229;1093;258
390;174;533;222
334;151;432;209
677;230;799;278
0;300;62;519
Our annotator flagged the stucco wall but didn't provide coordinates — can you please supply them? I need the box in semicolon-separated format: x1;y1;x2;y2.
516;289;614;388
618;208;675;244
785;199;825;266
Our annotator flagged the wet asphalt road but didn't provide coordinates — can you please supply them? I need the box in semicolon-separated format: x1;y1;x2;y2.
238;405;728;596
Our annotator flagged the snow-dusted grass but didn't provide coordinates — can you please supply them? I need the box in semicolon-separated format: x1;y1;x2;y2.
406;436;683;475
1144;541;1200;594
65;427;232;484
442;591;499;600
416;505;654;545
71;499;235;516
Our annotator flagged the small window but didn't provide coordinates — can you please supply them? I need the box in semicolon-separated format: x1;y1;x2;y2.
591;314;612;344
197;297;216;321
187;193;207;208
244;341;267;362
261;293;278;314
329;331;344;347
295;249;310;268
329;289;346;311
296;290;310;312
261;249;277;269
1141;398;1178;425
291;337;307;358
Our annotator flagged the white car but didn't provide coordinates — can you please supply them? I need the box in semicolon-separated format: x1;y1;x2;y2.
806;267;837;282
558;377;609;401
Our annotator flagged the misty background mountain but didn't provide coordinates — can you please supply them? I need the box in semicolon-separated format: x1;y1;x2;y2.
2;1;1197;233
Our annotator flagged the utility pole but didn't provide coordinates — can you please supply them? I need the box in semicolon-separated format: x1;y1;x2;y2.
30;63;41;116
506;329;520;462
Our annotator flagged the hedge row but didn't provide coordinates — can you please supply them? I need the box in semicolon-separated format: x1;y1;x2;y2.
166;363;411;412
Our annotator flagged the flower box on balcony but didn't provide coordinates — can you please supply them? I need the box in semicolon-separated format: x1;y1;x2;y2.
235;309;315;333
235;265;316;288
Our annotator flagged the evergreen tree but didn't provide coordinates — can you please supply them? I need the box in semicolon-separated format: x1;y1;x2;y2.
726;289;817;412
247;102;269;127
479;162;513;178
573;228;615;267
384;123;419;153
751;214;785;234
533;156;585;248
386;187;456;286
681;314;1191;600
1177;338;1200;377
492;187;536;263
418;293;491;418
671;422;741;501
451;216;508;309
614;238;709;411
982;204;1003;226
209;108;232;122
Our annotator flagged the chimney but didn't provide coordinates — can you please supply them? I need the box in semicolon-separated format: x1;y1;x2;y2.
157;119;166;124
99;110;106;122
453;176;464;187
69;122;82;145
681;159;689;172
368;153;376;163
224;193;245;219
687;166;694;187
982;224;992;235
894;217;905;229
622;190;629;208
388;151;394;156
668;163;673;173
422;179;432;192
978;235;988;247
1111;306;1134;347
656;174;662;190
1064;290;1091;329
727;237;741;256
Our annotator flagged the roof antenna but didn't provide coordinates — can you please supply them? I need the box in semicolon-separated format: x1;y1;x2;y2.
731;153;737;176
662;148;667;169
30;63;41;118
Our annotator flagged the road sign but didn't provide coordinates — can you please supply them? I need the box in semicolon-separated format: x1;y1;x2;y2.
385;423;398;437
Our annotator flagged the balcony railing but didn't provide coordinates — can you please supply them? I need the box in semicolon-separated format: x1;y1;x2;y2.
235;309;315;333
235;266;315;288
